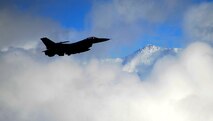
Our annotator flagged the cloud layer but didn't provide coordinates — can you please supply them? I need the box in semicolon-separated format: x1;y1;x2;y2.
0;41;213;121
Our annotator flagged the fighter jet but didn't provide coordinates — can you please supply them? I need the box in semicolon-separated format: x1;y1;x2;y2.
41;36;110;57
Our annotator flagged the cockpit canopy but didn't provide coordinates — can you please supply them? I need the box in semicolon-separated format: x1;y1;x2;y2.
87;36;97;40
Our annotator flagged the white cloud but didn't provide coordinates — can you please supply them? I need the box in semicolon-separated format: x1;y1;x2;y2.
0;9;50;49
91;0;187;27
0;41;213;121
0;8;82;51
184;2;213;44
88;0;193;53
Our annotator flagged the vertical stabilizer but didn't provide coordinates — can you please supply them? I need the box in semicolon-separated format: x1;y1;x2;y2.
41;37;55;49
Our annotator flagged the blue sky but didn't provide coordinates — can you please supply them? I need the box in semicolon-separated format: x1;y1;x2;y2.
13;0;91;30
2;0;212;57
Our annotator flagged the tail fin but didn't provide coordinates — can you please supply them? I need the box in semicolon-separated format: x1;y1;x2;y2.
41;37;55;49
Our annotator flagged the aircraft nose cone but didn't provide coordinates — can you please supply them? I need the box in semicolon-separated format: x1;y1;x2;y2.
91;37;110;43
100;38;110;41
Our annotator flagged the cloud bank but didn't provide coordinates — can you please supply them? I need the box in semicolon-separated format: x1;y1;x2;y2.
0;42;213;121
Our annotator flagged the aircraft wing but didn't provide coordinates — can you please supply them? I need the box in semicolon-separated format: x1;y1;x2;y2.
64;39;93;55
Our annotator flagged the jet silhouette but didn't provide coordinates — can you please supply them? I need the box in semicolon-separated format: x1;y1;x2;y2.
41;36;110;57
